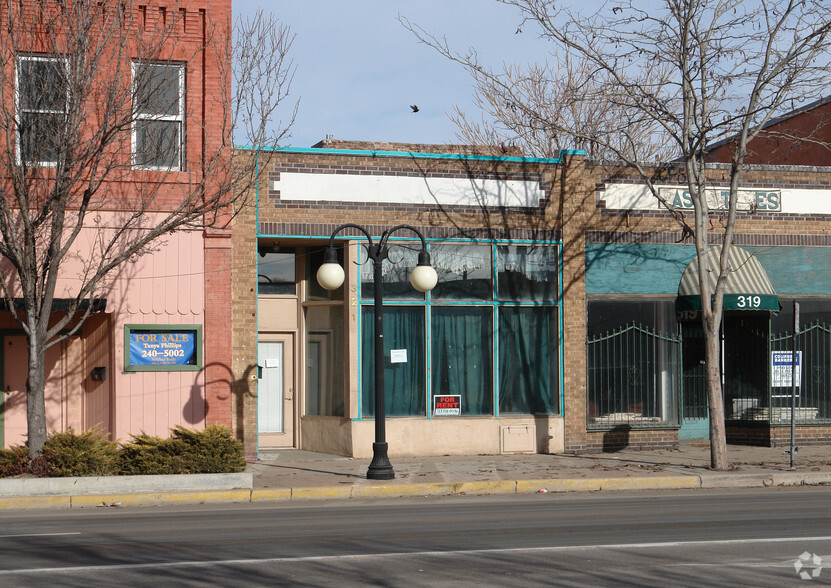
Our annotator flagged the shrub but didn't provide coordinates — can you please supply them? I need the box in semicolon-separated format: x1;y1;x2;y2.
0;424;245;477
171;424;246;474
0;446;29;477
39;428;120;477
119;433;186;475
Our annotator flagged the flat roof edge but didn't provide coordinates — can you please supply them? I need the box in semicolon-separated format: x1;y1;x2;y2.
235;145;586;164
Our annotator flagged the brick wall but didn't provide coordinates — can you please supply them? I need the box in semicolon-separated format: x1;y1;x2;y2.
230;151;260;454
585;429;679;452
727;423;831;447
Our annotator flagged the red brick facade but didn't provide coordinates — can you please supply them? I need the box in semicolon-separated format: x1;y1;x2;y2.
0;1;234;446
708;96;831;166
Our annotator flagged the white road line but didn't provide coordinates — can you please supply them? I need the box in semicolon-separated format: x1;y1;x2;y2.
3;535;831;575
0;533;81;539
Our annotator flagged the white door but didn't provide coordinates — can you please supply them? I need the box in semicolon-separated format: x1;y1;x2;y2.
258;341;284;434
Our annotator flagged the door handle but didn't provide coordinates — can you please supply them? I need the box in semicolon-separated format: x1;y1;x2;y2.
286;387;293;401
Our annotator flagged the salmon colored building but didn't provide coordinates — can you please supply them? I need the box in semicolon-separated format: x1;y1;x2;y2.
0;1;233;448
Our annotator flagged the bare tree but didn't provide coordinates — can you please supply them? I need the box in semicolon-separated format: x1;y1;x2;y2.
0;1;296;456
404;0;831;469
444;51;679;161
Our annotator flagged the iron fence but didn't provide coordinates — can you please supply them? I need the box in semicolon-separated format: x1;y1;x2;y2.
587;323;681;429
768;322;831;424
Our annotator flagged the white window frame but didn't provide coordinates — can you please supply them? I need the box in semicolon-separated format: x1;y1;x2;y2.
15;54;70;167
131;61;185;171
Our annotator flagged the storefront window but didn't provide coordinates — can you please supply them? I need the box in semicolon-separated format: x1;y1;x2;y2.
497;245;558;302
586;300;680;428
360;244;424;300
770;299;831;424
498;306;559;414
431;306;493;415
357;241;562;419
361;306;426;417
431;243;492;300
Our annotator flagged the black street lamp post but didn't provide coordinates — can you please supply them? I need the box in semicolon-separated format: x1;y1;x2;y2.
317;224;437;480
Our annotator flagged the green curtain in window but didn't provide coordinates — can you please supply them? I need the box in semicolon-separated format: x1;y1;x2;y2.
498;306;559;414
431;307;493;415
362;306;425;417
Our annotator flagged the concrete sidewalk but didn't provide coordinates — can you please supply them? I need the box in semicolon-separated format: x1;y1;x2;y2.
1;442;830;509
247;441;831;501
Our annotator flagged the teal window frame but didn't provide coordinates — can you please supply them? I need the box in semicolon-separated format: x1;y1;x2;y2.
357;238;563;419
123;324;202;372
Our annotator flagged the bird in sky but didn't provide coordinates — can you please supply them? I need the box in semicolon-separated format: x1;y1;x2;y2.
410;104;419;113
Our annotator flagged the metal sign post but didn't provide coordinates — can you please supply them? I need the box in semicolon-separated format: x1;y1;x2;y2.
791;301;799;468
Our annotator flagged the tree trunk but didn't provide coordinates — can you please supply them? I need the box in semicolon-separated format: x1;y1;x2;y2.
704;319;729;470
26;332;47;457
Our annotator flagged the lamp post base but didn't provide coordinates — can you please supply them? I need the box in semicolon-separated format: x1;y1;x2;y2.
366;442;395;480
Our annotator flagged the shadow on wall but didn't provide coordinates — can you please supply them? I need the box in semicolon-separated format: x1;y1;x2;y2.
602;425;632;452
233;363;258;449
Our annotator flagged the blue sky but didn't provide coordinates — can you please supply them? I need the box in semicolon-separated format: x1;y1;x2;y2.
233;1;546;148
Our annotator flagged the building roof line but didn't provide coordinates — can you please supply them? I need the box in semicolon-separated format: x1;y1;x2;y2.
234;145;586;164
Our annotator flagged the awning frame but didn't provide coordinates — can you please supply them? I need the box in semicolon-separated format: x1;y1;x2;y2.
676;246;779;312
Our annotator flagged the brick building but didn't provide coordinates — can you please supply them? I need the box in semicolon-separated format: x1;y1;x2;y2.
588;163;831;449
232;142;582;457
234;139;831;457
0;1;233;448
707;95;831;166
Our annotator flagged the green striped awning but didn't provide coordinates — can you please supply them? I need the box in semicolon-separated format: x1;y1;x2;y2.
677;246;779;311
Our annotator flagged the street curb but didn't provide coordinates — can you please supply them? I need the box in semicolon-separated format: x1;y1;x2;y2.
70;489;254;508
2;472;830;509
0;472;253;497
598;475;700;491
700;471;831;489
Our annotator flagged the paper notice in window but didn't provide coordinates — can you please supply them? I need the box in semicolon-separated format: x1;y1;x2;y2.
390;349;408;364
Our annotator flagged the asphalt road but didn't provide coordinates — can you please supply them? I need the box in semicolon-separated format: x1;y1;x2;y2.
0;487;830;586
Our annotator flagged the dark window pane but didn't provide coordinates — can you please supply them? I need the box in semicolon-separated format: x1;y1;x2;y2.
431;306;493;415
361;306;425;417
431;244;492;300
19;112;62;163
258;248;295;295
497;245;558;301
20;59;66;111
135;63;181;116
498;306;559;414
134;120;180;168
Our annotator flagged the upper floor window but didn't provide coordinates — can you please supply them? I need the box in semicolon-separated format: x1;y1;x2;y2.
132;61;185;170
16;55;69;166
